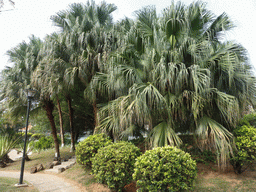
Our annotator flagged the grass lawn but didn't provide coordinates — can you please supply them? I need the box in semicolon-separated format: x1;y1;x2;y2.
0;177;39;192
2;146;256;192
3;146;75;172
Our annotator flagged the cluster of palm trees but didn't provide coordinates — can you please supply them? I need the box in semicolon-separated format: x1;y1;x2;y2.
1;1;255;168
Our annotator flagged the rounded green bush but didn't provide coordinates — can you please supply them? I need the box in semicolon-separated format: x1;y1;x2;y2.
75;133;112;167
34;136;54;150
231;125;256;174
91;141;142;192
133;146;197;192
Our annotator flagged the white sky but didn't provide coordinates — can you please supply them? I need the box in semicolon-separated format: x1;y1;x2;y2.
1;0;256;72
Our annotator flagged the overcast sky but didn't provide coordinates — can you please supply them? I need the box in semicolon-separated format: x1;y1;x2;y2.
1;0;255;72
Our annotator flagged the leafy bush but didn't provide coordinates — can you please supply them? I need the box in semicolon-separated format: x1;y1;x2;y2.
33;136;55;150
31;133;44;140
133;146;197;192
237;113;256;127
63;134;71;145
17;132;33;138
0;134;21;167
75;133;112;167
92;141;141;191
231;125;256;174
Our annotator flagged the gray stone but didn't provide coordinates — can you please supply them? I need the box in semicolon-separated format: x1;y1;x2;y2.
45;167;65;173
45;162;54;169
30;167;37;174
37;163;44;172
53;161;61;166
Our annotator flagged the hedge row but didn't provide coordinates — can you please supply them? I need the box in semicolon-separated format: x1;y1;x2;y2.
76;134;197;192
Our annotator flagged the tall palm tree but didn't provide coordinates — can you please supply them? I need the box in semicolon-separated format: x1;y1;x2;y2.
1;35;62;161
50;1;119;130
0;35;42;116
93;1;256;169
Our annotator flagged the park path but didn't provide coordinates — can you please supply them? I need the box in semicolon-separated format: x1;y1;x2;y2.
0;170;87;192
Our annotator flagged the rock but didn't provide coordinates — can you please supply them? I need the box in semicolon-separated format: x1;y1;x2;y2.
53;156;61;161
0;160;6;168
45;162;54;169
37;163;44;172
57;167;65;173
45;167;65;173
30;167;37;174
53;161;61;166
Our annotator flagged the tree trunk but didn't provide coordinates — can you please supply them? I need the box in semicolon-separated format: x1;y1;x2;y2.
93;101;98;132
56;95;65;147
43;99;61;161
67;95;75;152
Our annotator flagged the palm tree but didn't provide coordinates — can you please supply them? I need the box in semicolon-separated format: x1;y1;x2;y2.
0;0;15;11
50;1;119;130
93;1;256;170
0;35;42;117
1;35;62;161
50;1;117;33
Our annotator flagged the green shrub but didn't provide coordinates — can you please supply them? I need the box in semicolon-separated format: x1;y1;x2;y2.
238;113;256;127
34;136;55;150
64;135;71;145
16;132;33;139
75;133;112;167
92;141;141;192
231;125;256;174
31;133;44;140
133;146;197;192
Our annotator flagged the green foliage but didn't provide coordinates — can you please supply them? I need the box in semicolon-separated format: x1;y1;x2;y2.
16;132;33;140
33;136;56;150
91;141;142;191
64;134;71;145
31;133;44;140
231;125;256;174
195;150;216;164
133;146;197;192
0;134;21;165
238;113;256;127
182;144;216;164
75;133;112;167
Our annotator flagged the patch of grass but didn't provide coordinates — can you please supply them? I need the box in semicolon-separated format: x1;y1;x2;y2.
0;177;38;192
233;179;256;191
62;164;96;186
194;177;230;192
3;146;75;172
194;174;256;192
61;164;110;192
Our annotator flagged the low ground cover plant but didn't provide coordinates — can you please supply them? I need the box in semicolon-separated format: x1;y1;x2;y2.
75;133;112;167
0;134;21;167
91;141;141;191
133;146;197;192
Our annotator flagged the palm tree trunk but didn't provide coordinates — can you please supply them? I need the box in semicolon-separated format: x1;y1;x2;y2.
93;101;98;128
56;95;65;147
66;95;75;152
43;99;61;161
